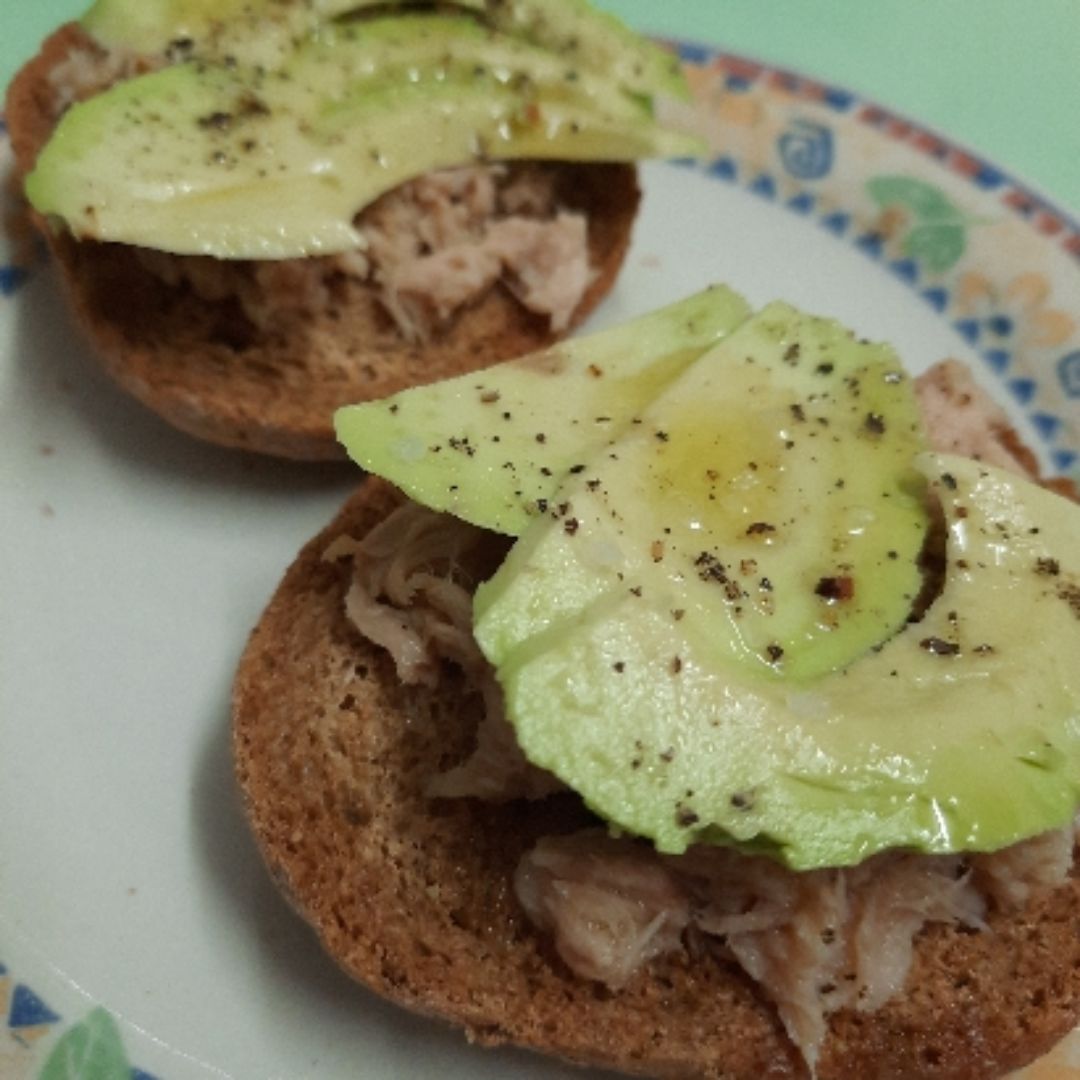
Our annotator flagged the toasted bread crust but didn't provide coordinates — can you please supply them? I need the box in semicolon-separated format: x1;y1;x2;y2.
232;478;1080;1080
5;24;641;460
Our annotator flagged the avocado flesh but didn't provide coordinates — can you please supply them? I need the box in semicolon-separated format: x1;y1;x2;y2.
326;0;689;102
31;11;698;257
335;286;752;535
477;441;1080;869
80;0;686;103
476;303;929;679
28;39;696;258
82;0;327;68
81;0;249;54
308;16;653;126
471;0;689;103
79;1;480;56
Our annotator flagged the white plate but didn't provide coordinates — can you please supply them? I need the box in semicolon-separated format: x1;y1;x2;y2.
3;42;1080;1080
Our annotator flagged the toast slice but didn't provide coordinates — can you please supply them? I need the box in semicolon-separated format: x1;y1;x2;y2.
232;476;1080;1080
5;24;641;460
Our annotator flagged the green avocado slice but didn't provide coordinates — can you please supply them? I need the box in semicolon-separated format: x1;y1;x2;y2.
305;15;655;126
334;286;752;535
475;452;1080;869
80;0;687;103
475;303;930;680
322;0;690;102
80;0;239;53
79;0;476;54
81;0;325;67
467;0;690;103
31;7;698;257
27;49;696;258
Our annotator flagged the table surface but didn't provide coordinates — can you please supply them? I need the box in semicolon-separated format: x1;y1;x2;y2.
3;1;1080;218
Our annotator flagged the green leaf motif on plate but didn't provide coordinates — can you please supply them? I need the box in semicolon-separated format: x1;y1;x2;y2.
866;174;969;272
902;222;966;273
867;175;961;221
38;1007;131;1080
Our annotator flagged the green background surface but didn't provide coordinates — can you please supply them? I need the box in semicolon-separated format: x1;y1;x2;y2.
3;2;1079;215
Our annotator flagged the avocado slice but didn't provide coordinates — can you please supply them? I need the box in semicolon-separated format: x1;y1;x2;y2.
81;0;241;54
475;450;1080;869
33;6;698;257
81;0;687;103
475;303;930;681
305;15;654;126
81;0;324;66
467;0;690;103
80;1;474;56
334;0;688;102
335;286;752;534
27;41;695;258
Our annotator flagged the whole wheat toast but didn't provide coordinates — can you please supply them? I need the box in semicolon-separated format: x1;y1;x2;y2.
232;476;1080;1080
4;24;641;460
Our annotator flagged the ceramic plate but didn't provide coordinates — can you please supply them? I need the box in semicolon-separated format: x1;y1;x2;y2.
3;40;1080;1080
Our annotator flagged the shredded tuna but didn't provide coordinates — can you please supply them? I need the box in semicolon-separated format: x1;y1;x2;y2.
971;821;1076;909
680;841;989;1066
487;212;595;332
499;166;560;216
517;827;1071;1074
47;41;159;109
332;501;498;687
333;504;560;800
915;359;1039;474
841;851;987;1012
132;163;591;340
362;166;593;340
515;831;691;988
381;243;503;331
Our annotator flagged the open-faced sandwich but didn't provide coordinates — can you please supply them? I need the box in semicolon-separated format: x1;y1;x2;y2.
233;286;1080;1078
5;0;698;458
